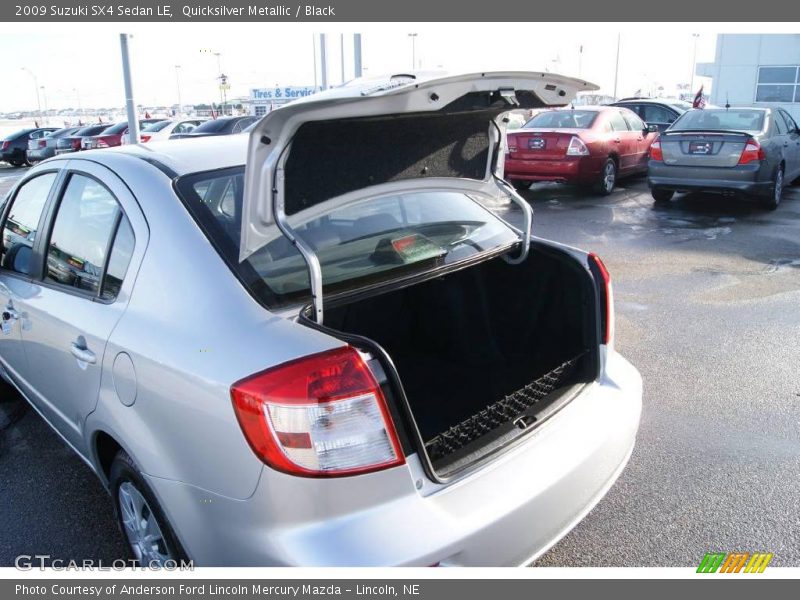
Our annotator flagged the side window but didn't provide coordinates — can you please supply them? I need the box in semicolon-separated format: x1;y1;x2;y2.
774;112;787;134
100;216;135;301
642;105;676;125
609;111;630;132
1;173;57;275
45;174;127;297
622;111;646;131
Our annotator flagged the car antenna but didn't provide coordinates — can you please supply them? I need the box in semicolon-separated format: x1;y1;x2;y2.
725;93;730;110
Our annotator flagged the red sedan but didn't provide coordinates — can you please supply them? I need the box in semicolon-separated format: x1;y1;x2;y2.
504;106;659;195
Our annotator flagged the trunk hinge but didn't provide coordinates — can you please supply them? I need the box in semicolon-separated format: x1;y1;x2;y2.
490;119;532;264
272;142;325;324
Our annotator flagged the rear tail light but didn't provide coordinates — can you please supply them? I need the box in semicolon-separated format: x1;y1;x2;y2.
38;139;47;148
1;141;9;151
738;139;765;165
140;134;151;143
507;135;518;153
96;138;109;148
71;139;81;150
566;136;590;156
231;347;404;477
588;253;614;347
649;137;663;161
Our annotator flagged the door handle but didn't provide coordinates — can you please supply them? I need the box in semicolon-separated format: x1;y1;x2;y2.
70;341;96;365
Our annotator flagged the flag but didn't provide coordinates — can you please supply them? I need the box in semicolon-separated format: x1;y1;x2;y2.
144;111;151;119
210;104;218;119
693;85;706;109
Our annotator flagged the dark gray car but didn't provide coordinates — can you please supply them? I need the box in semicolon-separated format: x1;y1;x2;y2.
648;107;800;209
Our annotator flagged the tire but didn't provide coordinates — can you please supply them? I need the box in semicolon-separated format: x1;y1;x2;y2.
596;158;617;196
109;450;187;566
760;166;784;211
651;188;674;204
9;160;23;168
511;179;532;190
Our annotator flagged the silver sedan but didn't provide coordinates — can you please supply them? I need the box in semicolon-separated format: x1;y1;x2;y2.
0;72;641;566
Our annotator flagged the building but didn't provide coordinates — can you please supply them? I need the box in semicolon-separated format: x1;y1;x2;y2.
697;34;800;121
249;86;320;116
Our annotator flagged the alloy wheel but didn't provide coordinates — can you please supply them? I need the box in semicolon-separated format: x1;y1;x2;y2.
118;482;173;566
603;161;616;193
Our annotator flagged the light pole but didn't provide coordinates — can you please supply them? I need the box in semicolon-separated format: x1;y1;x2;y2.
73;88;82;115
690;33;700;92
21;67;42;122
408;33;418;70
175;65;182;115
613;33;621;100
119;34;139;145
40;86;48;115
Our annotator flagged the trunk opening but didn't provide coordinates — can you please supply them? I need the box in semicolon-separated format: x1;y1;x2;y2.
302;243;600;479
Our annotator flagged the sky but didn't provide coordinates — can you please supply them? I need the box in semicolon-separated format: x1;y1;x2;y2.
0;22;727;112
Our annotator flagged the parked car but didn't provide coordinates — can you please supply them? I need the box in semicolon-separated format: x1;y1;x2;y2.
504;106;659;194
169;115;258;139
55;124;113;156
81;120;166;150
1;128;58;166
26;126;82;164
120;119;207;144
609;98;693;133
0;72;641;567
648;107;800;209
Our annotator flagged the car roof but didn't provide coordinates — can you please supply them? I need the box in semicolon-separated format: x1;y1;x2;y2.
89;134;249;176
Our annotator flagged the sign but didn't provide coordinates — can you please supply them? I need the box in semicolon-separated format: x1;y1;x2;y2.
250;86;320;106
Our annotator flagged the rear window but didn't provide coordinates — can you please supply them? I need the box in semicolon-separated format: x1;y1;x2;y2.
672;109;766;132
191;119;231;133
524;110;598;129
142;121;172;132
176;167;519;308
101;122;128;135
74;125;108;136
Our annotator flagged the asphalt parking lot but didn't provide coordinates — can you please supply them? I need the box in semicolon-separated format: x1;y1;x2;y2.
1;164;799;566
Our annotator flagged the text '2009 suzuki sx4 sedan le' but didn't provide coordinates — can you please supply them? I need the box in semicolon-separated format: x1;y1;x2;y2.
0;72;641;566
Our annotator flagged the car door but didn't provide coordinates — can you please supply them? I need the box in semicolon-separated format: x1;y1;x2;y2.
778;110;800;180
621;110;655;171
607;109;638;173
0;171;60;388
15;160;145;452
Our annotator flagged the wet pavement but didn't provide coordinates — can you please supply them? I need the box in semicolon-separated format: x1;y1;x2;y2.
1;165;799;566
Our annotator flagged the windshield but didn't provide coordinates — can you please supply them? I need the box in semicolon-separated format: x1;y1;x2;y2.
142;120;172;132
524;110;598;129
671;109;765;132
176;167;519;308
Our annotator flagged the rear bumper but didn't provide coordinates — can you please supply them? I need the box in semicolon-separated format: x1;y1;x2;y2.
147;351;642;566
647;160;772;196
1;149;23;163
26;148;53;162
504;155;603;184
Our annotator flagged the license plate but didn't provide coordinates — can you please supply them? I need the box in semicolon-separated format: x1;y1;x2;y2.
528;138;546;150
689;141;713;155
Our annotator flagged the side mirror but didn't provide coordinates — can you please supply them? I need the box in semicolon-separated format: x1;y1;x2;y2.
646;124;659;133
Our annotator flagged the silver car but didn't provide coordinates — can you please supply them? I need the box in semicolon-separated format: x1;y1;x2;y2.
0;72;641;566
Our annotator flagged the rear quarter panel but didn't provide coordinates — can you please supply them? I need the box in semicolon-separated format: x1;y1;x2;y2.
83;154;345;500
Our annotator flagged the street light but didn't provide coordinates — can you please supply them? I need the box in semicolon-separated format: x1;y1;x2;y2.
690;33;700;93
408;33;418;70
21;67;42;122
175;65;182;115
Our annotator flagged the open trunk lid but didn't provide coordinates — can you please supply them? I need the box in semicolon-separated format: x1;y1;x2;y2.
660;130;751;167
241;71;598;321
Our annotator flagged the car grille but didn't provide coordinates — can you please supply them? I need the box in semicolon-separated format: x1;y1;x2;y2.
425;353;584;462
